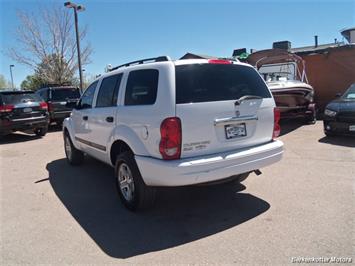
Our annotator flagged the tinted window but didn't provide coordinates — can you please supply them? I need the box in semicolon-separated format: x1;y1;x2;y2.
52;88;80;101
38;90;48;101
343;84;355;100
80;81;98;109
176;64;271;104
96;74;122;107
1;92;42;105
125;69;159;105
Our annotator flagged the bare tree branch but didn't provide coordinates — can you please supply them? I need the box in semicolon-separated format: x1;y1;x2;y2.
7;4;92;85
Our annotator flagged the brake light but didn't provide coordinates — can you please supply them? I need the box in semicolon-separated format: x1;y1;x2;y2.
208;59;232;64
39;102;48;110
47;102;53;112
159;117;182;160
0;104;14;113
273;108;281;138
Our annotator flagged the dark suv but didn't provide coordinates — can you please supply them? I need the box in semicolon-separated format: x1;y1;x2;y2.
36;86;81;125
0;90;49;137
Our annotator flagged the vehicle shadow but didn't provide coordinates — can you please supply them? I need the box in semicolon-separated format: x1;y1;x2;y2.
0;132;41;144
46;158;270;258
279;119;305;136
48;124;63;133
318;136;355;148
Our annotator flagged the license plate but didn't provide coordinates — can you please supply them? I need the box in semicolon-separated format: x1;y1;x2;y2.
23;107;32;113
349;125;355;131
225;123;246;139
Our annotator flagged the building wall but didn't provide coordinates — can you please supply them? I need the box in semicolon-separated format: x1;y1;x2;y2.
298;46;355;110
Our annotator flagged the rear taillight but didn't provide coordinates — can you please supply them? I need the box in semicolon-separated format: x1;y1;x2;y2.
208;59;232;64
0;104;14;113
39;102;48;110
47;102;53;112
159;117;182;160
273;108;281;138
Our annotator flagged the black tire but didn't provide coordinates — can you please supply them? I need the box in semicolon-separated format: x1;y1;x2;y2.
305;112;317;125
115;151;156;211
307;117;316;125
64;131;84;165
34;126;48;137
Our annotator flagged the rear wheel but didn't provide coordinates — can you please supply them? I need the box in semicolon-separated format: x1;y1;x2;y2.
115;151;156;211
34;126;48;137
64;131;84;165
306;111;317;124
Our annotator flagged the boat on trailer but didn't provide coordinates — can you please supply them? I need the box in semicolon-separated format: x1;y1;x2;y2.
247;49;316;123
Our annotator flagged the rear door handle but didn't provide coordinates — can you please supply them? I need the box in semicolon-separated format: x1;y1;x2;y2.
106;116;114;123
83;116;88;121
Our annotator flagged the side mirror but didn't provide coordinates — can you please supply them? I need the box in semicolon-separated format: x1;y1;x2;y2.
335;93;342;98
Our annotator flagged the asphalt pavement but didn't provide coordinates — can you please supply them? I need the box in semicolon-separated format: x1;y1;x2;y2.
1;121;354;265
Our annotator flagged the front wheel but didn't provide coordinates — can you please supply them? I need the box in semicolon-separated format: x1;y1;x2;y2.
115;152;156;211
64;131;84;165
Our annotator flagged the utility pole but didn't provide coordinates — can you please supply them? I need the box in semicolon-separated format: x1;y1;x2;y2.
9;64;14;89
64;2;85;92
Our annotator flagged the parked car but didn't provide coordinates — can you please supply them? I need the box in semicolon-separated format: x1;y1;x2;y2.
63;56;284;211
36;86;81;125
323;83;355;136
0;90;49;138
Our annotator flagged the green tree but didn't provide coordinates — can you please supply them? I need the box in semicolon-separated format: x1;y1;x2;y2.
20;74;45;91
0;74;12;89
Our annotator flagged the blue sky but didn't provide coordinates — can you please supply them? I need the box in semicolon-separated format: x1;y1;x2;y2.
1;0;354;87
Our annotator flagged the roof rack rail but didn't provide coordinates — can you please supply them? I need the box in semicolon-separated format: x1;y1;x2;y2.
109;56;171;72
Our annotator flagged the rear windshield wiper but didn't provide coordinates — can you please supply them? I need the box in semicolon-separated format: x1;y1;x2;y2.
235;95;263;105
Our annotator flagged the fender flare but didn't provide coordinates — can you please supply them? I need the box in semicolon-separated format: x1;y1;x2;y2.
108;125;150;157
63;117;81;150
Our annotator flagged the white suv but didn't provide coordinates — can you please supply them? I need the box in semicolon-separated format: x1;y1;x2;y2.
63;56;283;211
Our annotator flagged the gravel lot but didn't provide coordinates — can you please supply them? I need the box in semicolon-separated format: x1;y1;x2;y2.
1;121;354;265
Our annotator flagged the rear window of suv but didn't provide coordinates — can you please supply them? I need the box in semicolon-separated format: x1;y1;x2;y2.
0;92;42;105
51;88;80;101
175;64;271;104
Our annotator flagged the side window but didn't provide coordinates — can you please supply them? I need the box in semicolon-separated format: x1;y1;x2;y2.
80;81;98;109
124;69;159;106
96;74;122;107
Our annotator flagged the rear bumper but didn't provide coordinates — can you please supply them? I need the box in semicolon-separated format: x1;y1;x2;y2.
279;103;316;119
0;116;49;135
50;111;72;122
323;119;355;136
135;140;284;187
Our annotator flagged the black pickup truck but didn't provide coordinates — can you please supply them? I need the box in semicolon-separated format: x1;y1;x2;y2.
36;86;81;125
0;90;49;138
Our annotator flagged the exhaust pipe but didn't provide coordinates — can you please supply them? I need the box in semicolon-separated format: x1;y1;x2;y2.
254;169;262;176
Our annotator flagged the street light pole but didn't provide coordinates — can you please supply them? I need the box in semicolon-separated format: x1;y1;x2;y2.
9;65;14;89
64;2;85;92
